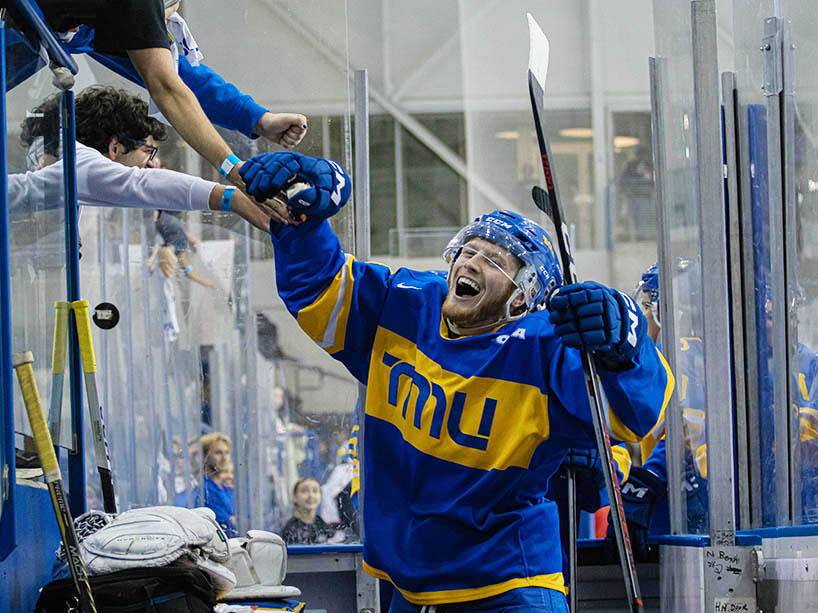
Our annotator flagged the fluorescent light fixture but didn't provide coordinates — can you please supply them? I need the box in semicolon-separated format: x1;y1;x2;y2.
495;130;520;140
559;128;593;139
613;136;640;149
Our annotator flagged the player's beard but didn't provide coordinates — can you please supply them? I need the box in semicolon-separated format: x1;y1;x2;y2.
442;287;513;332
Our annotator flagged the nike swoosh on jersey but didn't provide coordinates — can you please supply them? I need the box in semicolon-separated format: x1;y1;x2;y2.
396;282;422;290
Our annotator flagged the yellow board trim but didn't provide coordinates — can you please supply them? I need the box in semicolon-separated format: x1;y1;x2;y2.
363;560;567;604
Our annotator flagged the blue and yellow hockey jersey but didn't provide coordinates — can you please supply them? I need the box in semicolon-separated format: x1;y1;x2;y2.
271;220;674;605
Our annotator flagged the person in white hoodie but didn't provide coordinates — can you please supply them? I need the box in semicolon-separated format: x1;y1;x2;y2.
11;85;291;231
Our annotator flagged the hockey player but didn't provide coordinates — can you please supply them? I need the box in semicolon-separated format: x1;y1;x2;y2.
626;265;818;538
240;151;674;612
609;261;708;553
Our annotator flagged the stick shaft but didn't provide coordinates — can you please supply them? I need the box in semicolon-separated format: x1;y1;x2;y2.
566;467;578;613
528;68;643;612
12;353;97;613
72;300;117;513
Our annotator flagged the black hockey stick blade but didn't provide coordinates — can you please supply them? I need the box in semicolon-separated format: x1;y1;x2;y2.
526;12;644;613
531;185;554;223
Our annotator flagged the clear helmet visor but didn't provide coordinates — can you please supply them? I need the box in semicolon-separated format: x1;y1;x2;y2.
443;221;543;315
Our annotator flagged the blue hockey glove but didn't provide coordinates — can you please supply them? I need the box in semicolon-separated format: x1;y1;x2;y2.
684;470;709;533
239;151;351;222
546;280;646;370
607;465;666;562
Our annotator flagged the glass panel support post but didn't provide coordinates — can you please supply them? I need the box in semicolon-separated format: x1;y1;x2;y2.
650;55;686;535
780;19;802;524
692;0;736;545
761;15;792;526
0;14;16;560
721;71;752;531
354;69;370;543
60;90;87;518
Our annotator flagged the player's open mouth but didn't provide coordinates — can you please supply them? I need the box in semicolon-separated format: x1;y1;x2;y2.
455;276;481;298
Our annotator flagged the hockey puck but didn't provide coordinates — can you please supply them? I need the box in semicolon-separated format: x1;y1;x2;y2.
92;302;120;330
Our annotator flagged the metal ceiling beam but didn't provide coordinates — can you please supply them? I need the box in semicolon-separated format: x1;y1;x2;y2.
257;0;515;212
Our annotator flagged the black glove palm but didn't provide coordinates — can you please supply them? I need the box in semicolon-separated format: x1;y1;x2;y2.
606;466;666;562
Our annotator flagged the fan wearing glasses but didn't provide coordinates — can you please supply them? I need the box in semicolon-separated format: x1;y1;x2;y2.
11;86;291;232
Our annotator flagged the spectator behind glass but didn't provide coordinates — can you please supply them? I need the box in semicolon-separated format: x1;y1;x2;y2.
9;0;308;189
220;460;235;490
281;477;336;545
146;155;214;288
173;435;202;507
192;432;237;536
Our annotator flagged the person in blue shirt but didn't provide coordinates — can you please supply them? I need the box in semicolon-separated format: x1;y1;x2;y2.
6;0;307;187
192;432;237;537
237;151;674;612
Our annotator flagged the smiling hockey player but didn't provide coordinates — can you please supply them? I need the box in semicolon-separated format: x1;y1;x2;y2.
240;151;674;612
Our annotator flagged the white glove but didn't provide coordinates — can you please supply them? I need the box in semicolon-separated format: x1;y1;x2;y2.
223;530;301;601
79;506;236;597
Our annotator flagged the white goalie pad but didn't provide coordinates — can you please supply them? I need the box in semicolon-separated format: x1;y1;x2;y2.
79;505;235;596
223;530;301;601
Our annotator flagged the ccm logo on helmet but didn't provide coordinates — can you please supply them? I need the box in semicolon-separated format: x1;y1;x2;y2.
486;217;513;229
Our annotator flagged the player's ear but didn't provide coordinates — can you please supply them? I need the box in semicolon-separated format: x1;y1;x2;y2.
510;290;527;314
107;137;121;160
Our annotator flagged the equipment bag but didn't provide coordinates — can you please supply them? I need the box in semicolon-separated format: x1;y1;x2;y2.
34;566;216;613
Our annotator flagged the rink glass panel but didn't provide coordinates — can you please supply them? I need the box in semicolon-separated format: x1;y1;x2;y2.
65;0;360;541
5;64;70;448
652;0;710;535
778;0;818;526
730;0;791;528
611;112;655;245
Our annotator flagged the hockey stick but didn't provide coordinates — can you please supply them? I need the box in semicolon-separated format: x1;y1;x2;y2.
13;351;98;613
565;463;578;613
526;13;643;612
48;301;70;442
72;300;117;514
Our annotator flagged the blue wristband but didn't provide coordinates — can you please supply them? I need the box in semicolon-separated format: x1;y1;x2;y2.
221;187;236;212
218;154;241;177
183;265;192;275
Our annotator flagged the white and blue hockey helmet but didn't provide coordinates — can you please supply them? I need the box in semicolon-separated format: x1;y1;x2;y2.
443;210;562;317
633;262;660;306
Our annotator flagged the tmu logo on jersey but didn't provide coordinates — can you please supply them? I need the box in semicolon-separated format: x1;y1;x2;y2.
367;328;551;472
382;352;496;451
